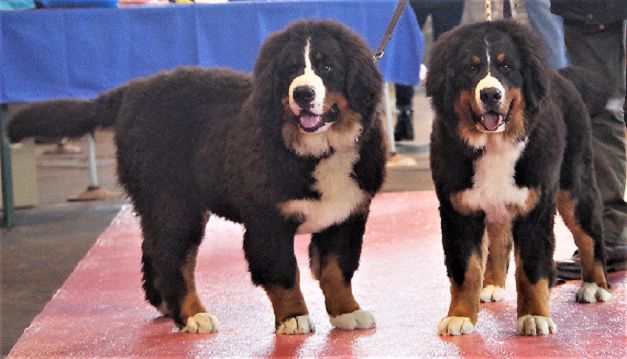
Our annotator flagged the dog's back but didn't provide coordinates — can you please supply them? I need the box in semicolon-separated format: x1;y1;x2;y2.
113;67;252;212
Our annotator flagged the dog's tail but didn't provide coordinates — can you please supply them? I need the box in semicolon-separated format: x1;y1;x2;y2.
558;66;611;116
7;85;127;143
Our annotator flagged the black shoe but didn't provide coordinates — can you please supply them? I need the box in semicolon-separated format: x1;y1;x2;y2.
556;249;627;281
394;106;414;141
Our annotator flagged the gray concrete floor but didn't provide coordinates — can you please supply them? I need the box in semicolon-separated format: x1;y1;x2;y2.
0;91;435;356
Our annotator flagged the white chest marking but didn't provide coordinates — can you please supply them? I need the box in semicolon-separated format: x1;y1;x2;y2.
460;136;529;223
280;147;367;234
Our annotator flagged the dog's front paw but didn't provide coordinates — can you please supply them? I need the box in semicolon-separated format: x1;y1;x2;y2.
330;309;376;330
576;282;612;303
480;285;505;302
437;316;474;336
516;315;556;336
182;312;219;334
276;315;315;334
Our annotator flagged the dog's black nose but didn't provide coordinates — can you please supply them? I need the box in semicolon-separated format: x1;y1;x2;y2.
293;86;316;107
480;87;503;106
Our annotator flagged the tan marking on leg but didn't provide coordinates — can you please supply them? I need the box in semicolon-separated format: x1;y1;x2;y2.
265;269;309;326
309;245;321;281
556;191;608;288
450;191;478;216
180;247;206;319
506;187;541;218
318;256;360;317
484;222;513;288
515;253;551;318
447;253;484;324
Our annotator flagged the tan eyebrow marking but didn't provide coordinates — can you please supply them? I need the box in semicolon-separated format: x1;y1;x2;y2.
472;55;481;64
497;53;506;62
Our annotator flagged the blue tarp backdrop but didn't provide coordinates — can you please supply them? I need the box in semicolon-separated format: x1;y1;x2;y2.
0;0;424;103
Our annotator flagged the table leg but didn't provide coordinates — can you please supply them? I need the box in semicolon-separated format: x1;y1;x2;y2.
1;104;15;227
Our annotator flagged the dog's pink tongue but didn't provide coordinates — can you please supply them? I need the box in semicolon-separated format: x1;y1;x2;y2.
482;113;504;131
299;114;323;130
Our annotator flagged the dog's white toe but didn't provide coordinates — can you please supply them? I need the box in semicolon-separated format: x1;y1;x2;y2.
437;316;474;336
182;312;219;334
276;315;315;334
516;315;556;336
480;284;506;302
576;282;612;303
330;309;376;330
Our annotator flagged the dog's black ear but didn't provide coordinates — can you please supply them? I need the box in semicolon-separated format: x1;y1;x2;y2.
425;29;457;113
339;24;383;119
499;21;550;115
252;31;283;111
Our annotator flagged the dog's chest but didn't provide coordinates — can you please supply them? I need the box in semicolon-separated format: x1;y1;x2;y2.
460;137;530;223
280;148;367;234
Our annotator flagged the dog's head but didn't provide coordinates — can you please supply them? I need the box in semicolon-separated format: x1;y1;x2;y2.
252;20;382;157
426;20;549;148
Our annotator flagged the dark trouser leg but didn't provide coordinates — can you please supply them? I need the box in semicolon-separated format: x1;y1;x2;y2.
563;22;627;268
394;84;415;141
430;2;465;40
309;212;374;330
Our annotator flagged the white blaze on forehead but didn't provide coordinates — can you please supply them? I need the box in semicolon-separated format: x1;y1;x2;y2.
288;39;326;116
475;39;506;110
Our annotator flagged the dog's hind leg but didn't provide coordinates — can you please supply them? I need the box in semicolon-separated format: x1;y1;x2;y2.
139;204;217;333
309;212;374;330
557;88;611;302
481;223;513;303
557;190;611;303
243;219;313;334
437;203;486;336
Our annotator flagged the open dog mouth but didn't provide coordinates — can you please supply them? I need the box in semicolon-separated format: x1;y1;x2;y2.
297;104;340;132
474;105;512;133
481;111;505;132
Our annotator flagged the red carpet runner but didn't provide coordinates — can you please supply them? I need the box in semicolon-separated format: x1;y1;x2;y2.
8;192;626;358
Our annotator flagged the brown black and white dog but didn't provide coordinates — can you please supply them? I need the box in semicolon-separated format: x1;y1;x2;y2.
425;20;612;336
8;20;386;334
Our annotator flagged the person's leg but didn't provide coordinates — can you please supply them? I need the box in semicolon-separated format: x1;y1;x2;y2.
557;22;627;277
392;0;432;142
430;1;465;40
524;0;568;69
394;84;414;141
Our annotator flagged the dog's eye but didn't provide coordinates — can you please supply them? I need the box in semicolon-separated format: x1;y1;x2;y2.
499;64;512;74
320;65;334;74
469;64;481;73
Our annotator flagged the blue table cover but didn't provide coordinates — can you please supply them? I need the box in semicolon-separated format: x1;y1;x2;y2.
0;0;423;103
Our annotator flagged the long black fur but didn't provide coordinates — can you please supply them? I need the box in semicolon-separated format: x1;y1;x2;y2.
427;20;608;328
8;20;386;330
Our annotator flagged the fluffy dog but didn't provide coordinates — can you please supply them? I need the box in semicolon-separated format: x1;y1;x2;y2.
8;20;386;334
425;20;612;336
